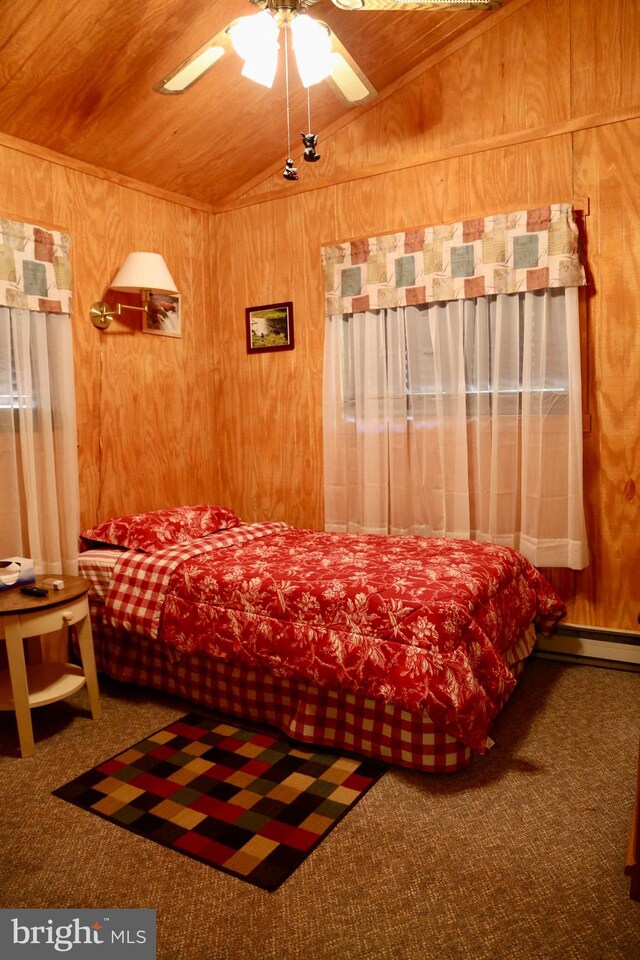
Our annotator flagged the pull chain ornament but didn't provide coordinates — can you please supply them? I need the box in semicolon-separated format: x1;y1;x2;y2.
283;158;299;180
301;131;320;162
302;89;320;162
282;34;322;180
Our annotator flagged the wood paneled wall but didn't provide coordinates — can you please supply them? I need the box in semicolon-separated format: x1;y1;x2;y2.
211;0;640;632
1;0;638;632
0;150;219;533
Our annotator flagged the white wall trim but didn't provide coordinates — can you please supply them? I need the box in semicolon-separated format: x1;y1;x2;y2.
535;627;640;670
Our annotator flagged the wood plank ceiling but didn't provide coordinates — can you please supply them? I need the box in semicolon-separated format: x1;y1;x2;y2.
0;0;508;207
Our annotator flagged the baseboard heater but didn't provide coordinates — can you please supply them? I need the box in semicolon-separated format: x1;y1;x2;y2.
535;623;640;671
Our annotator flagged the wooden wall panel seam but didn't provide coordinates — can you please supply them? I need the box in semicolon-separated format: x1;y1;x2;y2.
215;107;640;213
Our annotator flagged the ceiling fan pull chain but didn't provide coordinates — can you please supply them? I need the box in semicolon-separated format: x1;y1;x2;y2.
302;86;321;163
283;28;299;181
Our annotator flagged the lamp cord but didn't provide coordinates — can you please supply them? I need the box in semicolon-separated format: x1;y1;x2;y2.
96;330;104;525
307;86;311;133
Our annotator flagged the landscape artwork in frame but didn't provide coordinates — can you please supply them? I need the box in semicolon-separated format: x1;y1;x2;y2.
143;293;181;338
246;301;294;354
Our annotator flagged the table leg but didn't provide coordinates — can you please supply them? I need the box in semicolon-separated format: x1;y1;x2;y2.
3;616;35;758
75;614;102;721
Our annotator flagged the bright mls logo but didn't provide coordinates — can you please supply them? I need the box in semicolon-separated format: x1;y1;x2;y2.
0;909;156;957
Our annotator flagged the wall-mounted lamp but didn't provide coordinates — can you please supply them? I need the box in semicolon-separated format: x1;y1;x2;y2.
89;252;179;330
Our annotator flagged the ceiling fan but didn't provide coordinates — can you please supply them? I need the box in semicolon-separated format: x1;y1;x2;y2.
154;0;503;109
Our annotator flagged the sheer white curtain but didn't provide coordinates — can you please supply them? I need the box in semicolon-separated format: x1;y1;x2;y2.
323;288;588;569
0;306;80;574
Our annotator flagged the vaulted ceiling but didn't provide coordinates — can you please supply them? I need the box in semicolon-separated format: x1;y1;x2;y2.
0;0;509;208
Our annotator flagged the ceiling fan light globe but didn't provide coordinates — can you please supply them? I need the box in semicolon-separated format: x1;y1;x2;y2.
295;54;333;88
229;11;278;63
291;15;333;87
241;51;279;88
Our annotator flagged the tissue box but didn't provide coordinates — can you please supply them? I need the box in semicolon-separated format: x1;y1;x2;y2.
0;557;36;592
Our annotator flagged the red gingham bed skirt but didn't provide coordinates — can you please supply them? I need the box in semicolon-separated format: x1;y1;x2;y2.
85;600;532;774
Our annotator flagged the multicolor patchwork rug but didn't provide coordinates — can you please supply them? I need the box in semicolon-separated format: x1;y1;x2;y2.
53;712;385;891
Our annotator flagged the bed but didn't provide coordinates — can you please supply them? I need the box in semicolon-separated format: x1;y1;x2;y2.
77;504;565;773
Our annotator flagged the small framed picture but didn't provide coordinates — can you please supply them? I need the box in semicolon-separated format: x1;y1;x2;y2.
143;293;181;338
246;301;294;354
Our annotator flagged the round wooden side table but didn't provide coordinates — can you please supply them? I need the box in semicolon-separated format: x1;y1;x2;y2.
0;576;101;757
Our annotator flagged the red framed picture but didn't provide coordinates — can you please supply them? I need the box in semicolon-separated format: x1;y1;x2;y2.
245;301;294;354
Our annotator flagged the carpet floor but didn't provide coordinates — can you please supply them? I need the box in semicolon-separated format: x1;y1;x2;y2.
0;657;638;960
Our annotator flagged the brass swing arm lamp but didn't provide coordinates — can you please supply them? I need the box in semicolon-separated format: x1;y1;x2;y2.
89;252;178;330
89;293;152;329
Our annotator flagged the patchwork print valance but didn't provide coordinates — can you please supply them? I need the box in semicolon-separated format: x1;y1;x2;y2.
322;203;586;315
0;218;72;313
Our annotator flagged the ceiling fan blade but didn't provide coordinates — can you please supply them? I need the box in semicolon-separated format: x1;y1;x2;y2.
153;27;232;94
323;27;377;107
331;0;503;11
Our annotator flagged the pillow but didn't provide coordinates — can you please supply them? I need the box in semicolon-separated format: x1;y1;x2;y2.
80;504;242;552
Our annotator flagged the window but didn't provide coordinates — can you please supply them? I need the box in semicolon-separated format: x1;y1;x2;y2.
340;291;571;422
324;288;588;568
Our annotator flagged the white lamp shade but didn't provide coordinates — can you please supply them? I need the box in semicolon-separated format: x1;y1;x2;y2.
110;252;178;295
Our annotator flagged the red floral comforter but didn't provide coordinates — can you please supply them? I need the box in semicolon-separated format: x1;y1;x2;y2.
104;524;564;752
